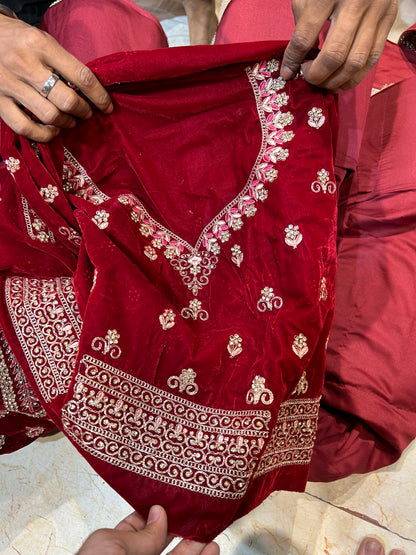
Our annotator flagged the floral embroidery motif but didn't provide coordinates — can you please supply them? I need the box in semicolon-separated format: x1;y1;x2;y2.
257;287;283;312
63;149;109;205
307;107;326;129
246;376;274;405
319;276;328;301
227;334;242;358
92;209;110;230
5;157;20;174
91;329;121;359
110;59;294;297
58;226;81;246
40;184;59;203
231;245;243;267
0;435;5;450
293;371;308;395
144;246;158;261
284;224;303;249
254;397;320;478
292;333;309;359
5;277;81;402
21;196;55;243
25;426;45;438
168;368;199;395
62;355;271;499
181;299;209;321
159;309;176;331
311;169;336;195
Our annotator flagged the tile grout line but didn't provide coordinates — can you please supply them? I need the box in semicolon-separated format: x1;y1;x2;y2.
304;491;416;544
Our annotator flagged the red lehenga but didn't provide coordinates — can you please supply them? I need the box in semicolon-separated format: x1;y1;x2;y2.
0;0;338;542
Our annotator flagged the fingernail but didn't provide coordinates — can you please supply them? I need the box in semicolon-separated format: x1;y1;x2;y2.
68;120;76;128
364;540;383;554
390;551;405;555
54;128;61;137
84;110;93;119
104;103;114;114
146;505;161;525
280;65;295;80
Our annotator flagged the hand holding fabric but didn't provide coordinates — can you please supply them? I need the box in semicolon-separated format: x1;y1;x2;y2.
77;507;220;555
0;14;113;142
281;0;398;89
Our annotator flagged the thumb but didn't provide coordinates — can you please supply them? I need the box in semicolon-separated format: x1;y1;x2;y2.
124;505;169;555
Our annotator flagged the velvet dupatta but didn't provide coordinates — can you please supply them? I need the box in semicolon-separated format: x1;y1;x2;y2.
0;42;337;540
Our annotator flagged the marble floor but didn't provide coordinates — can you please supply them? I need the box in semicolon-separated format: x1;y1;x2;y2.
1;434;415;554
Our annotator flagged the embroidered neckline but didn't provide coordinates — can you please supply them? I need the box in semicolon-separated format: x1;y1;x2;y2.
63;59;295;296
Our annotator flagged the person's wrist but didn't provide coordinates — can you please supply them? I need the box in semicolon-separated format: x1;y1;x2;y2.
0;4;18;18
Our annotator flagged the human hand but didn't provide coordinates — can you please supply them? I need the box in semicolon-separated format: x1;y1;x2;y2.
0;14;113;142
281;0;398;89
77;506;220;555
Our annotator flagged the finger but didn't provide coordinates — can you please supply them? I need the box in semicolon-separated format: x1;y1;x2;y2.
10;79;76;128
122;505;170;555
335;8;398;90
302;1;371;86
41;37;113;114
169;538;210;555
115;511;146;532
0;96;59;142
201;542;220;555
281;0;335;80
36;73;93;119
356;537;385;555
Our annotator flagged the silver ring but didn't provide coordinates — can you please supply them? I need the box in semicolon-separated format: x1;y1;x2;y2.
40;73;60;98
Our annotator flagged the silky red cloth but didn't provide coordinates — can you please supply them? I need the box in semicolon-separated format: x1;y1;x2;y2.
0;1;338;539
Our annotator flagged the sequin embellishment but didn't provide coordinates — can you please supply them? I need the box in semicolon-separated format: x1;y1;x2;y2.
40;184;59;203
319;276;328;301
159;309;176;330
293;371;308;395
292;333;308;359
227;334;242;358
92;209;110;229
91;329;121;359
246;376;274;405
257;287;283;312
311;169;336;195
144;246;158;261
5;157;20;174
307;107;325;129
284;224;303;249
167;368;199;395
231;245;243;267
181;299;209;321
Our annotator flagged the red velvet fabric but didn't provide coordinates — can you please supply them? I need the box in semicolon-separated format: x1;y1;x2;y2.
0;3;338;539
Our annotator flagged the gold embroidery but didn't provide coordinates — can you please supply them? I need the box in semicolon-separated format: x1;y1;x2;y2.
284;224;303;249
257;287;283;312
231;245;243;267
319;276;328;301
292;333;308;359
63;148;109;205
5;277;82;402
254;397;320;478
144;246;158;260
58;226;82;246
227;334;242;358
246;376;274;406
307;107;325;129
5;157;20;174
159;309;176;331
91;329;121;359
293;371;308;395
39;184;59;203
311;169;336;195
181;299;209;321
92;209;110;230
62;355;271;499
25;426;45;438
21;196;55;243
0;434;5;450
167;368;199;395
